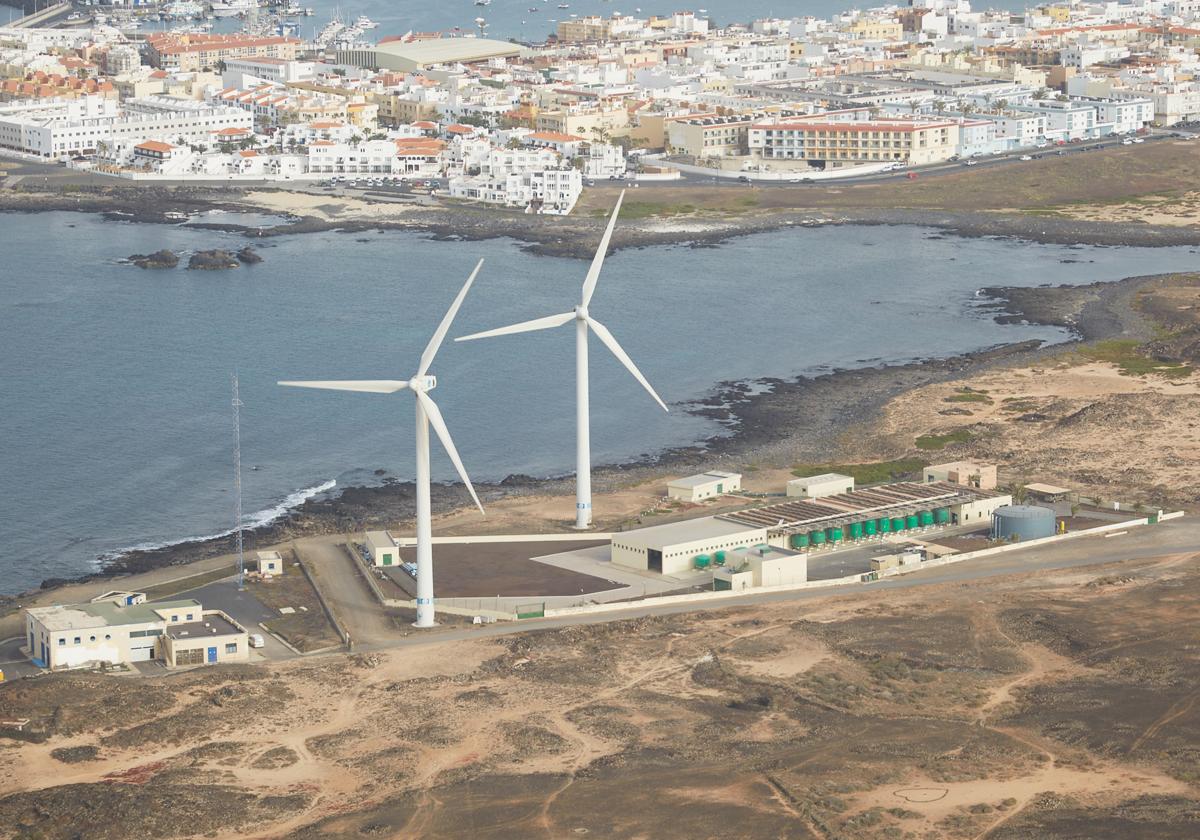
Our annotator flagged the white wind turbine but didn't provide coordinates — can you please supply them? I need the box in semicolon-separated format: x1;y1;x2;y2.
456;191;666;530
279;260;485;628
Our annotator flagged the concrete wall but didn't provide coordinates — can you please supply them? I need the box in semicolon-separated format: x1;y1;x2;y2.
542;512;1178;620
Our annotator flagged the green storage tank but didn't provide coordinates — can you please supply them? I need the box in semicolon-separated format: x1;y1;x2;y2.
790;533;809;549
935;507;950;524
906;514;920;530
848;521;863;539
713;550;727;566
694;554;711;569
810;530;826;545
864;519;877;536
827;526;843;543
878;517;891;533
919;510;934;526
891;517;906;531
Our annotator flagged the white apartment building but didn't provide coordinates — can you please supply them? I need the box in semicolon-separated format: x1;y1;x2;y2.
0;94;252;158
222;56;315;86
449;167;582;215
1015;100;1098;140
992;112;1045;148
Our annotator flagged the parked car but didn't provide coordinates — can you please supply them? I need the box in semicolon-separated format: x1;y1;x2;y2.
249;634;265;649
965;159;978;166
1019;155;1033;161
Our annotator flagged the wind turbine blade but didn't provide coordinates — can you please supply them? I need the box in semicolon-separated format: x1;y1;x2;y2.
587;318;668;412
416;390;485;515
418;259;483;377
581;190;625;309
277;380;410;394
455;311;574;342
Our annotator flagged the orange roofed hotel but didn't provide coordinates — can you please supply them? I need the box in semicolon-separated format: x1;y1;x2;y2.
146;34;301;73
748;117;960;170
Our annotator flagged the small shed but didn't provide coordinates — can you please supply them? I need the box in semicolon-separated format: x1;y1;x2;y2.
256;551;283;578
786;473;854;499
666;471;741;503
364;530;400;567
1025;482;1072;502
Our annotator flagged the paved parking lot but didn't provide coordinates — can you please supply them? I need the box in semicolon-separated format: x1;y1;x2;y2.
176;578;298;661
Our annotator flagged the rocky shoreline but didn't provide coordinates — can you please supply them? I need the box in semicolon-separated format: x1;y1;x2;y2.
6;184;1200;256
2;184;1185;596
38;271;1162;595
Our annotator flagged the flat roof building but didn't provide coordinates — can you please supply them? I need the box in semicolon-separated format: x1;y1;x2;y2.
256;550;283;577
667;471;741;502
364;530;400;567
162;612;250;668
612;516;768;576
924;461;997;490
25;597;202;670
787;473;854;499
337;39;524;73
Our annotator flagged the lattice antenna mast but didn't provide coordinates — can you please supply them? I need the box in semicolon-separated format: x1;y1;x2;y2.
233;373;245;590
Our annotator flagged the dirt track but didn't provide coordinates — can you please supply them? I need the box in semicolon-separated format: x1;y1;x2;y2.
1;552;1197;839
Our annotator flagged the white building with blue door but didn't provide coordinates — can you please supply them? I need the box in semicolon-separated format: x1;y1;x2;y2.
23;593;248;671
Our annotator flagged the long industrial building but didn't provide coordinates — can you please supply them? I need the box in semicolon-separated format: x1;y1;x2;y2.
612;481;1010;576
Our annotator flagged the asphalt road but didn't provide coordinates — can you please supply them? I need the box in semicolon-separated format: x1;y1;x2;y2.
347;515;1199;653
651;130;1178;189
0;130;1182;195
3;517;1193;677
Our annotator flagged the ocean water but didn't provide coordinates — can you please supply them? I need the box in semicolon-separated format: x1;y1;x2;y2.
2;212;1198;593
175;0;1037;42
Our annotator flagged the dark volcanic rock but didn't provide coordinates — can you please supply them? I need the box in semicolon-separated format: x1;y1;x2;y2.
127;249;179;269
187;249;240;270
236;246;263;265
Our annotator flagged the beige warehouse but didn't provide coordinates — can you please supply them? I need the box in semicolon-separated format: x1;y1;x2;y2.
337;39;524;73
667;470;741;502
611;517;767;576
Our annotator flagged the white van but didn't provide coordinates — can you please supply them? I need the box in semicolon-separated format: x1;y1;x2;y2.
249;634;265;649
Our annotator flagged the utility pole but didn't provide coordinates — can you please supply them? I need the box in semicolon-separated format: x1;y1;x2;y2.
232;373;245;590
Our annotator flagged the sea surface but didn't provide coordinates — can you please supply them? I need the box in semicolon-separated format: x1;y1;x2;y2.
3;212;1199;593
90;0;1039;42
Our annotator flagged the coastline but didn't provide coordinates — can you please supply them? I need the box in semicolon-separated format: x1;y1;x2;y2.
5;184;1200;256
13;269;1164;601
0;179;1187;600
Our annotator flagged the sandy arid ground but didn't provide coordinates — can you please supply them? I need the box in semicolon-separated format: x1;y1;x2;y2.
863;359;1200;506
1;553;1197;839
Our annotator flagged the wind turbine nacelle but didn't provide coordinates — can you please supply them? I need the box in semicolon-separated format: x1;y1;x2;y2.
411;375;437;392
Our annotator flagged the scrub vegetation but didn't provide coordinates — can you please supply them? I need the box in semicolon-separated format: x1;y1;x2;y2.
1;555;1196;839
791;458;927;486
1080;339;1193;379
915;429;975;450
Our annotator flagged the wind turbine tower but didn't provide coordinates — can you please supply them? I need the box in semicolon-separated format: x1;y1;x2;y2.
279;261;485;627
232;372;245;590
457;191;666;529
